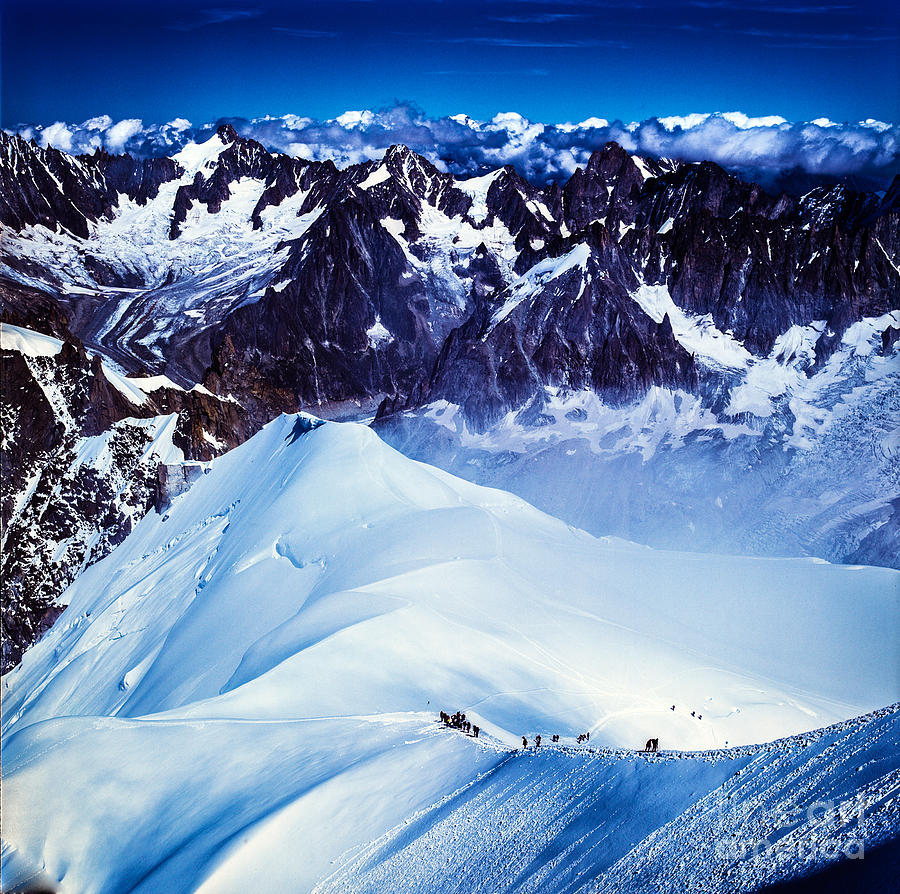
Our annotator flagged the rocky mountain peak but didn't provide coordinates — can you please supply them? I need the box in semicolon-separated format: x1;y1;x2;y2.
585;141;629;172
215;122;239;143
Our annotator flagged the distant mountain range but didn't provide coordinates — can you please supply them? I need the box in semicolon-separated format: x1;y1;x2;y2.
2;123;898;668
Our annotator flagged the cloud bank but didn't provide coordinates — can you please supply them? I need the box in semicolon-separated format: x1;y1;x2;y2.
9;105;898;192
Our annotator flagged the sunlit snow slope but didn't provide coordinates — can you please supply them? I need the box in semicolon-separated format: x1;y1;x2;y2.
2;416;898;891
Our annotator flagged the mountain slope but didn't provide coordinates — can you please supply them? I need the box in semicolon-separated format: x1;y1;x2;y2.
5;415;897;746
2;417;897;891
0;319;251;671
319;707;900;894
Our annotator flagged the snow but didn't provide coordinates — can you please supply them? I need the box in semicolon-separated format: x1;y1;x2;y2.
631;156;656;181
366;315;394;347
2;129;572;375
2;416;897;891
491;244;590;327
319;706;900;894
4;468;43;534
630;283;753;369
5;416;896;746
4;124;333;371
357;164;392;190
455;169;503;223
5;706;896;893
100;364;151;406
129;374;185;393
526;198;555;222
872;237;900;276
419;385;760;473
503;387;750;456
202;429;226;451
2;166;323;366
725;312;899;422
172;132;232;177
0;322;64;357
378;197;522;322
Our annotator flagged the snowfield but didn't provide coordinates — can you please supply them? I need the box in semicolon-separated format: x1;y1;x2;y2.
2;416;898;891
318;707;900;894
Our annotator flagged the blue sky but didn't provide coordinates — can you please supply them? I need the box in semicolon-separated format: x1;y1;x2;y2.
2;0;897;128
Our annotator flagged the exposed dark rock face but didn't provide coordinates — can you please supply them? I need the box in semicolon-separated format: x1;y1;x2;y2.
0;307;251;671
1;414;161;671
0;351;64;530
423;234;698;431
207;193;438;412
0;277;77;342
0;132;179;238
407;152;898;425
633;170;899;358
560;143;665;234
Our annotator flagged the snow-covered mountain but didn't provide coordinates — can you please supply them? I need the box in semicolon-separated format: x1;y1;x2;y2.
377;307;900;567
3;416;898;891
2;123;898;668
3;126;897;409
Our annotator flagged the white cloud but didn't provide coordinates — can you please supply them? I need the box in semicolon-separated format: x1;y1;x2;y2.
104;119;144;151
38;121;73;152
14;105;899;191
721;112;789;129
334;110;376;129
657;113;711;132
